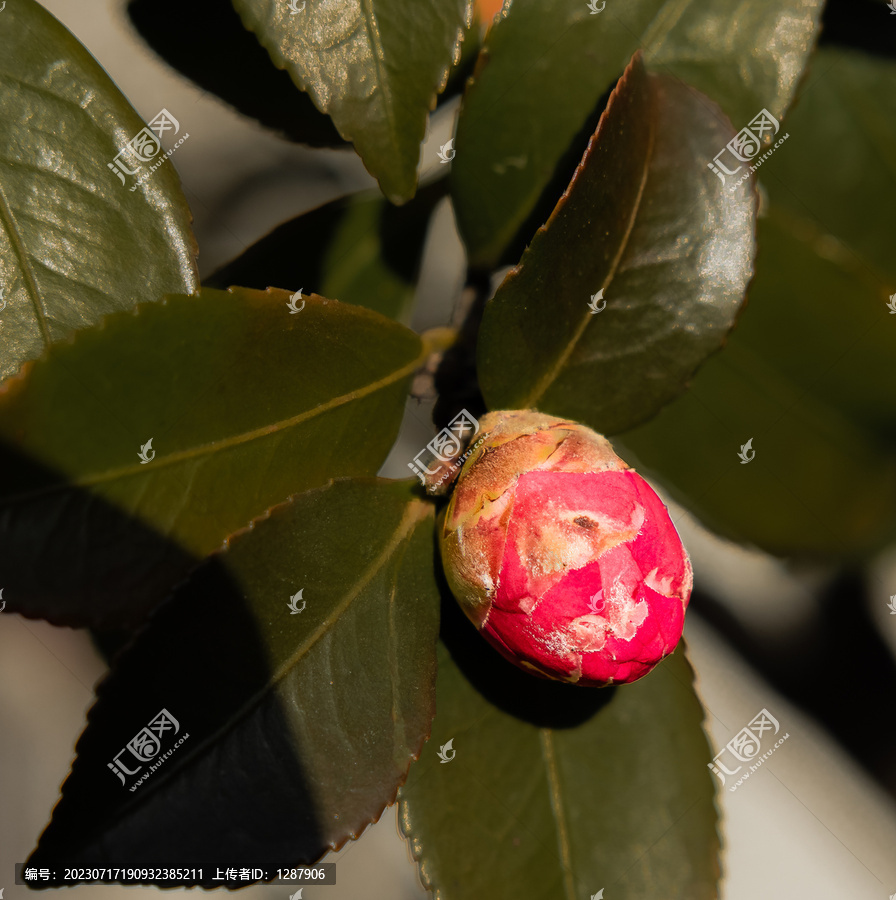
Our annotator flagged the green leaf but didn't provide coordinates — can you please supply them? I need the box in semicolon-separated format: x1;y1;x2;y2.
209;178;449;323
27;479;440;875
127;0;347;148
0;288;424;626
758;46;896;426
230;0;473;204
399;608;718;900
615;48;896;557
0;0;198;382
477;53;756;435
452;0;823;268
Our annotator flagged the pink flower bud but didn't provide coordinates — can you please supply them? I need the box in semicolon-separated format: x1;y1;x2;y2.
438;410;692;687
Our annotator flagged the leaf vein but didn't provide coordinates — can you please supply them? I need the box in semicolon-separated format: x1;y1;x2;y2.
0;180;52;346
540;728;576;900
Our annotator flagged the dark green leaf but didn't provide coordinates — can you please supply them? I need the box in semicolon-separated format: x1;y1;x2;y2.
452;0;823;268
209;178;449;323
0;0;199;381
616;48;896;557
399;613;718;900
759;47;896;431
231;0;472;203
27;479;440;876
0;288;424;626
477;53;756;435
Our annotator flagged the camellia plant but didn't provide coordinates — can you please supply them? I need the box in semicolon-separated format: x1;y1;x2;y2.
1;0;895;897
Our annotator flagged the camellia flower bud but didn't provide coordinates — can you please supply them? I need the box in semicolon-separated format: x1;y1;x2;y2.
439;410;692;687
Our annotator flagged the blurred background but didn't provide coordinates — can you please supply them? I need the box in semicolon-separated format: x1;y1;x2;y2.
2;0;896;898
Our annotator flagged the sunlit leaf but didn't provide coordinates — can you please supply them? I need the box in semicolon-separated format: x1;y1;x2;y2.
616;48;896;557
231;0;472;203
0;288;424;626
128;0;347;147
0;0;198;381
452;0;823;268
478;53;756;435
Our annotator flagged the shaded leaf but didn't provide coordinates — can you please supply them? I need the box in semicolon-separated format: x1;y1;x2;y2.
399;594;718;900
758;47;896;430
127;0;347;148
616;48;896;557
452;0;823;268
209;177;449;323
231;0;472;203
0;288;424;626
0;0;199;381
477;53;756;435
27;479;440;877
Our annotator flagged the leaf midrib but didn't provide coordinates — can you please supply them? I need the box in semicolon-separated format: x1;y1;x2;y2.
175;496;431;794
0;179;51;345
540;728;576;900
359;0;398;145
271;497;430;687
521;80;656;409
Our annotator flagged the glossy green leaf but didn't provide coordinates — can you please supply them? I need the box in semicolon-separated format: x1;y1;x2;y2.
231;0;472;204
0;288;424;626
127;0;347;148
615;48;896;557
453;0;823;268
478;53;756;435
27;479;440;876
399;615;718;900
209;178;449;323
128;0;479;148
0;0;199;382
